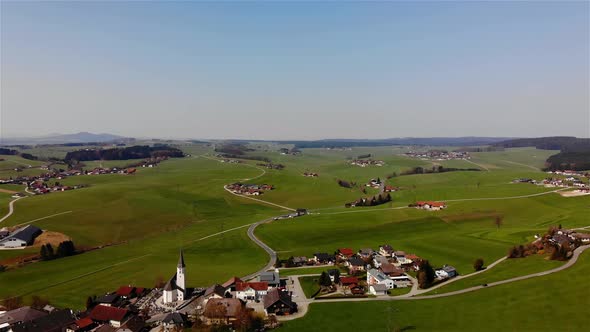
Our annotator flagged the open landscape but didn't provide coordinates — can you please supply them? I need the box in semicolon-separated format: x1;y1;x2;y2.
1;1;588;331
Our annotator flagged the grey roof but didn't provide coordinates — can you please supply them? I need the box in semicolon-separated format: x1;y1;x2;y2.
0;306;47;325
96;293;119;304
371;284;388;291
178;250;185;268
442;266;457;273
204;284;226;298
348;257;365;266
259;271;279;284
359;248;374;255
0;225;42;245
162;312;185;325
11;309;75;332
163;273;177;291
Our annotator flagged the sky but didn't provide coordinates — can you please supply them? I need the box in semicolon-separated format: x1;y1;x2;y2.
1;1;589;140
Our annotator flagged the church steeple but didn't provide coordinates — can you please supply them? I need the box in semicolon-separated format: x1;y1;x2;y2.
178;249;186;268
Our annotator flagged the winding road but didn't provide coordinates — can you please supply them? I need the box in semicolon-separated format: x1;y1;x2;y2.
0;196;25;223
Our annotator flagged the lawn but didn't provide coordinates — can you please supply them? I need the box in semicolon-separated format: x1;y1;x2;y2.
420;254;566;295
280;250;590;331
298;276;321;298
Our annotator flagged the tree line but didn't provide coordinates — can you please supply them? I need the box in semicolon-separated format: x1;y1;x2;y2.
64;145;184;161
400;166;480;176
40;241;76;261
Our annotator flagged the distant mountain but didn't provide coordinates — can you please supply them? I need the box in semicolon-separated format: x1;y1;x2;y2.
279;137;515;148
0;132;129;145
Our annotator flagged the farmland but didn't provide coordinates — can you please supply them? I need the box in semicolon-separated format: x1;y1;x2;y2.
0;143;589;329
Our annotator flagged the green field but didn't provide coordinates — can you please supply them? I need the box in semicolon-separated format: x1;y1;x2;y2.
0;143;588;330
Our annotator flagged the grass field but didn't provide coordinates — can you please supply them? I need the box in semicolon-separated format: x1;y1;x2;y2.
0;142;588;327
280;250;590;331
298;276;321;298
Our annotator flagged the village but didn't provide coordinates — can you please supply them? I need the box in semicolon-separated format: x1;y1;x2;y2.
0;242;464;332
404;150;471;161
225;183;274;196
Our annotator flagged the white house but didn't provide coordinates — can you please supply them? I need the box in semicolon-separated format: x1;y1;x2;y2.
163;251;187;304
373;255;389;268
235;282;268;301
367;269;394;289
369;284;388;296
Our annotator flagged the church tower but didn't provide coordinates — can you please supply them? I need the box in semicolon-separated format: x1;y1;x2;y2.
176;249;186;301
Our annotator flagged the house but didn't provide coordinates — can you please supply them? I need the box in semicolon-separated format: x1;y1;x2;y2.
414;201;446;211
291;256;308;266
258;271;280;287
202;284;228;304
337;248;355;259
160;313;187;331
89;305;129;328
572;232;590;243
435;265;458;279
369;284;388;296
0;225;42;248
345;257;366;273
235;282;269;301
379;263;405;277
366;269;394;289
379;245;394;257
12;309;76;332
95;294;120;307
0;307;47;327
222;276;243;291
327;269;341;282
162;251;187;304
263;289;297;316
202;298;244;326
358;248;374;259
384;185;397;193
312;253;335;264
390;275;412;288
373;255;389;268
339;276;359;288
393;251;407;264
66;317;96;332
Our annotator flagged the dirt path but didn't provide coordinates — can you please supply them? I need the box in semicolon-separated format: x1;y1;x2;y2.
0;188;18;194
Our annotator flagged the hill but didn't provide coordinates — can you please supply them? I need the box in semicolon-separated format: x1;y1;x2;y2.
0;132;128;145
494;137;590;170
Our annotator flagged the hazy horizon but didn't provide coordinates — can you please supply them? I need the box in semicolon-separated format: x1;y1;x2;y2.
1;1;589;140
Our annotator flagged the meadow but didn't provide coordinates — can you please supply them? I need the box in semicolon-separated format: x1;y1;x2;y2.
0;142;588;325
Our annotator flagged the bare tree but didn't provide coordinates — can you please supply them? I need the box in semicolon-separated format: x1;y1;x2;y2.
494;216;503;229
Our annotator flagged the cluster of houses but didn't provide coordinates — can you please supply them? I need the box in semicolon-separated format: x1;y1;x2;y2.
26;180;86;195
411;201;447;211
512;176;588;191
219;159;242;164
545;229;590;248
278;148;301;156
302;172;318;177
547;170;589;177
349;159;384;167
0;252;297;332
366;178;382;189
272;209;308;220
404;150;470;160
0;225;42;249
256;163;285;170
225;183;274;196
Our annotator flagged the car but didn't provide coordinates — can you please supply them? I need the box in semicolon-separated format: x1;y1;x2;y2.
482;283;488;287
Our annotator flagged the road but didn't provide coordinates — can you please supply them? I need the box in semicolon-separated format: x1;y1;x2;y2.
241;217;278;281
0;196;25;223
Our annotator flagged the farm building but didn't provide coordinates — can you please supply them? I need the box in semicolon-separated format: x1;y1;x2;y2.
0;225;42;248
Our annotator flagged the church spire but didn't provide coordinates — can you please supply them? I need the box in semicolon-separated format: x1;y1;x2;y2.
178;249;186;268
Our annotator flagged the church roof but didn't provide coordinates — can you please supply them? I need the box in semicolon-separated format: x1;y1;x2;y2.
178;250;185;268
163;273;177;291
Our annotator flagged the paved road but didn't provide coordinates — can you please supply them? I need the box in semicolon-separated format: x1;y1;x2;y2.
0;196;25;223
241;217;278;281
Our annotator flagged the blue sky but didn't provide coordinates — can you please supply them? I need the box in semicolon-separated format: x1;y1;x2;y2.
1;1;588;139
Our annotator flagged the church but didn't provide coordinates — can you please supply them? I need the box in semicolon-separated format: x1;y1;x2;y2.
163;250;186;303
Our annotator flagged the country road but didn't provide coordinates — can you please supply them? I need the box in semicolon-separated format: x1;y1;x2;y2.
0;196;25;223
